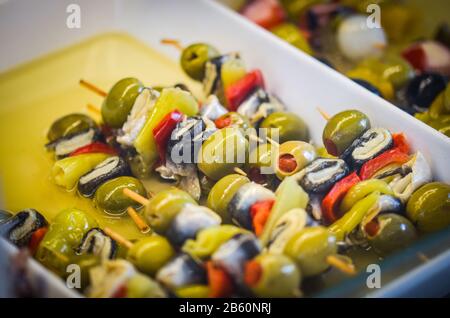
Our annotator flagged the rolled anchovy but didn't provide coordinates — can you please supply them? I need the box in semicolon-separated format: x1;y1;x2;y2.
341;128;393;168
117;88;159;147
156;254;207;290
0;209;47;247
305;195;323;222
45;128;103;158
267;208;311;254
373;165;413;180
86;259;136;298
167;116;216;164
203;53;239;96
166;203;221;246
76;228;117;260
300;158;349;194
78;156;130;197
388;152;431;203
228;182;275;230
200;95;228;121
211;233;261;284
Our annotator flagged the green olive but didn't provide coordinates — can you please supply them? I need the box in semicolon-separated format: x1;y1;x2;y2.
322;110;371;156
36;208;98;276
126;273;167;298
365;213;417;256
260;112;309;143
207;174;250;222
276;141;317;179
144;188;197;234
94;176;148;216
47;113;97;142
180;43;219;81
428;91;449;119
246;253;301;298
406;182;450;233
247;143;275;170
101;78;143;128
359;54;414;89
198;127;249;181
127;235;175;276
284;226;337;277
316;146;336;159
246;143;278;185
270;23;312;55
215;112;250;130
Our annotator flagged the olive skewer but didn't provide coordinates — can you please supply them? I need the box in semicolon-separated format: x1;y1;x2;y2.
79;79;107;97
126;206;151;234
103;227;175;277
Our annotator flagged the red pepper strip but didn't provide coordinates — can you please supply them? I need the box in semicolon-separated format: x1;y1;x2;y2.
250;199;275;236
241;0;286;30
206;261;234;298
244;260;263;287
359;148;410;180
225;70;265;111
322;172;361;225
152;110;183;163
392;133;410;154
401;44;426;73
69;142;117;156
214;115;232;129
28;227;48;256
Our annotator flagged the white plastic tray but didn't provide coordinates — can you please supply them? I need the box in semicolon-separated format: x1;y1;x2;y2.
0;0;449;297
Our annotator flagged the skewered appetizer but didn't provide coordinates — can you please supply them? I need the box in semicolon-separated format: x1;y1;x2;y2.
1;40;449;299
240;0;450;137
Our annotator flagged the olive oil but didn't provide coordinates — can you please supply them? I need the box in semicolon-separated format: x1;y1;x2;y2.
0;32;201;240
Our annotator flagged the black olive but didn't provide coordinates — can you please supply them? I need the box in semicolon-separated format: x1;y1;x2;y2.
405;73;447;112
167;116;216;164
204;54;238;96
45;128;104;158
77;156;131;198
300;158;349;194
0;209;47;247
341;128;393;169
76;228;117;260
228;183;275;230
435;23;450;49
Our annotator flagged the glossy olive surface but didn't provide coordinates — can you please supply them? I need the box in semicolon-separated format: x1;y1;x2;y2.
94;176;147;215
406;182;450;233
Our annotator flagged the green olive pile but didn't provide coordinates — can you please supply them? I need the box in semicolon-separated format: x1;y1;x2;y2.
1;41;449;298
241;0;450;137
